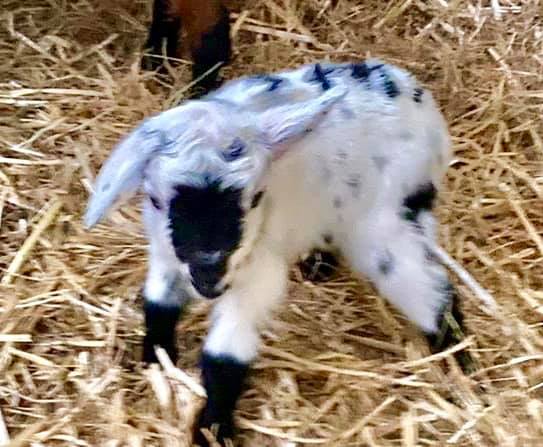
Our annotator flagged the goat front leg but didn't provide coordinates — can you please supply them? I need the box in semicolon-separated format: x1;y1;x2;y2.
142;202;191;364
193;249;288;446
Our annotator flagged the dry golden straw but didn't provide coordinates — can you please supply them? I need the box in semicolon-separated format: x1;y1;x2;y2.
1;0;542;446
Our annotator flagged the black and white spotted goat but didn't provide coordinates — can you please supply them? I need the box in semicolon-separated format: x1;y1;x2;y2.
85;60;468;446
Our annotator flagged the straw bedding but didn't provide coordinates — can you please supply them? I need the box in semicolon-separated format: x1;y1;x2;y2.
1;0;542;445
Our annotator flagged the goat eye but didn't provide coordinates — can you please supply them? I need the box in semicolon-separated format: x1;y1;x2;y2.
223;138;246;161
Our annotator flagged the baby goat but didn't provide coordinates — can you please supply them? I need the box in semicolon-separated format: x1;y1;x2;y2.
141;0;231;93
85;60;468;446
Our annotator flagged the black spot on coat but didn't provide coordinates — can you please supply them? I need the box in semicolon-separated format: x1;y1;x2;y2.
402;183;437;222
351;62;376;81
309;63;332;90
413;87;424;103
351;62;400;98
252;74;283;91
382;73;400;98
378;250;394;275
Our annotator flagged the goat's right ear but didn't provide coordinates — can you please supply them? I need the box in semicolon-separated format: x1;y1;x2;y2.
84;120;161;228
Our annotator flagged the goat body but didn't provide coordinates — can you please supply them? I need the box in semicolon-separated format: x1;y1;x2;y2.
85;60;468;446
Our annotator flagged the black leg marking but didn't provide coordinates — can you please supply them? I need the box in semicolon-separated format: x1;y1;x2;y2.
402;183;437;222
191;6;231;94
143;300;182;363
425;283;475;373
413;87;424;103
298;250;339;282
193;353;249;446
141;0;181;71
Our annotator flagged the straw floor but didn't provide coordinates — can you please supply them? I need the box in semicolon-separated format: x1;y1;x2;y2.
1;0;542;445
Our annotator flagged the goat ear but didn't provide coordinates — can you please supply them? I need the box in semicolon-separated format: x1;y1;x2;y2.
259;86;347;159
84;120;161;228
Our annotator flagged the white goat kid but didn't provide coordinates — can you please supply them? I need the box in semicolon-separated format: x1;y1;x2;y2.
85;60;467;446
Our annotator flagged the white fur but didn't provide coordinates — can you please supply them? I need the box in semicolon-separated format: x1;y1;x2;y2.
86;59;453;362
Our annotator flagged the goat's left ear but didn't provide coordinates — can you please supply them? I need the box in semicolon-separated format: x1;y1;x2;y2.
84;119;162;228
258;86;347;159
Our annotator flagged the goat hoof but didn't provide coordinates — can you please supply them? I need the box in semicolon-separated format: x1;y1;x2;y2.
192;408;234;446
142;337;177;364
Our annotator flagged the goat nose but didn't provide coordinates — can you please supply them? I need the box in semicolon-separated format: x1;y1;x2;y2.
194;250;223;265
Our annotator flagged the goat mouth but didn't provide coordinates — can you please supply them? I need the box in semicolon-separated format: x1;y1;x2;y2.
192;278;226;300
190;269;226;300
194;284;223;299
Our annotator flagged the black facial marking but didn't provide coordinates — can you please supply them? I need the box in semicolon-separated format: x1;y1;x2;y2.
378;249;394;276
413;87;424;103
323;233;333;244
346;173;361;197
309;63;332;91
251;191;264;209
142;300;182;363
141;0;181;72
402;183;437;222
169;182;243;298
194;352;250;446
333;196;343;209
337;150;348;160
191;5;231;93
